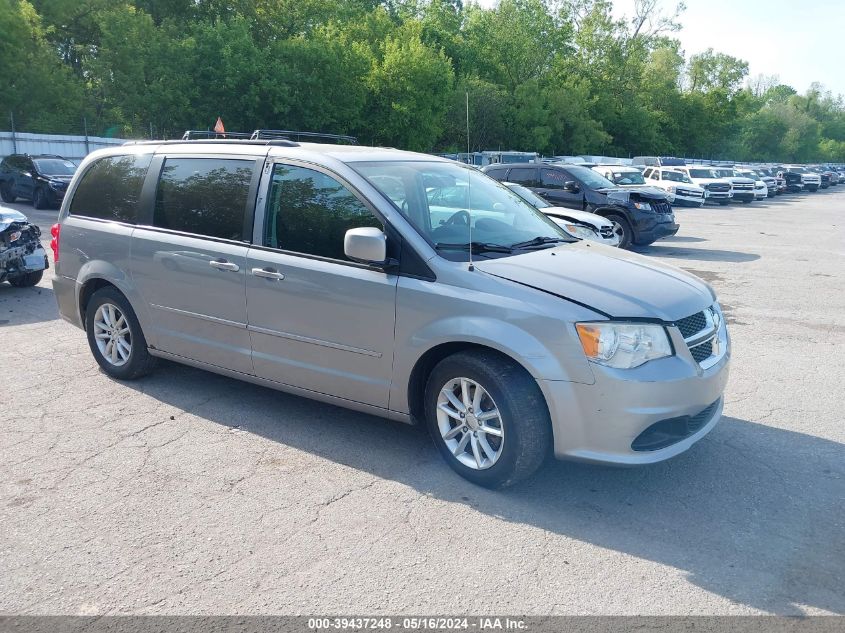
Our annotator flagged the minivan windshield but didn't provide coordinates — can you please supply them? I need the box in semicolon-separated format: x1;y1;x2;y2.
352;161;570;257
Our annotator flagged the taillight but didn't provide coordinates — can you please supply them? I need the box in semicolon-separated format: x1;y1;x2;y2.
50;223;60;263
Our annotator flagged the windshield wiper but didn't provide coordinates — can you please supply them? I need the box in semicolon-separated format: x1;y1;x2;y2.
435;241;513;254
509;236;569;250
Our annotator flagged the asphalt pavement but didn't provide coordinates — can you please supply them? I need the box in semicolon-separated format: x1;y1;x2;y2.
1;192;843;615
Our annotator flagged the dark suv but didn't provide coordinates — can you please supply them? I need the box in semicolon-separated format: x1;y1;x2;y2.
482;163;677;249
0;154;77;209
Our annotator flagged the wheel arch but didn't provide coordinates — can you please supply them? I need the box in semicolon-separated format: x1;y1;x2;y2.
406;342;549;426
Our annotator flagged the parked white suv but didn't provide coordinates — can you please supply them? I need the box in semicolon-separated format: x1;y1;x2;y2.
673;167;733;205
709;167;757;204
640;167;705;207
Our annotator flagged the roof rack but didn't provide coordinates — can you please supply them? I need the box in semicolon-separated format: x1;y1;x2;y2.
249;129;358;145
181;131;253;140
179;129;358;145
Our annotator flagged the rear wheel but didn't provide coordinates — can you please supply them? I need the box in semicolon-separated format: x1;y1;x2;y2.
604;213;633;249
85;286;157;380
8;270;43;287
424;350;551;489
0;182;15;203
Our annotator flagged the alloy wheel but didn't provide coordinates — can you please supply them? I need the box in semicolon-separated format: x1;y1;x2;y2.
93;303;132;367
436;377;505;470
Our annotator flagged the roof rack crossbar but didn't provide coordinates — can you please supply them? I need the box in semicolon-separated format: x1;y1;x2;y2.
249;129;358;144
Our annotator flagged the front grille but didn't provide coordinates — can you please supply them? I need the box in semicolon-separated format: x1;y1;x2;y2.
690;340;713;362
677;189;703;198
733;183;753;190
675;311;707;338
631;399;721;451
706;183;730;192
651;200;672;214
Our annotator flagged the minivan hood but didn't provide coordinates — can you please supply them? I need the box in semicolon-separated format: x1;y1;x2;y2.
475;242;714;321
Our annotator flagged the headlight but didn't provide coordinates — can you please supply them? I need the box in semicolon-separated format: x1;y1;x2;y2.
576;322;672;369
561;223;598;241
632;201;652;210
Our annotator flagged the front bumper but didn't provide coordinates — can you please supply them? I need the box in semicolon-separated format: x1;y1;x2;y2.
541;319;731;464
634;217;679;245
732;191;755;202
672;194;705;207
704;191;732;201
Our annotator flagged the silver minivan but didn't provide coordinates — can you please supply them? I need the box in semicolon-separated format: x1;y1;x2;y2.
52;141;730;488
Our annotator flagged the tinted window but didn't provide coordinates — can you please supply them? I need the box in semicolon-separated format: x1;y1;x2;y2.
69;154;153;223
154;158;253;240
541;168;569;188
484;167;508;180
508;168;537;186
265;164;382;261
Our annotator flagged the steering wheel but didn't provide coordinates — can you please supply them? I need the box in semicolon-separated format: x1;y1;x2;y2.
445;210;471;226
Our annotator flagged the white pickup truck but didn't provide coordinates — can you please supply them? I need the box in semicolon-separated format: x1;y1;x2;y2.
640;167;705;207
671;167;734;205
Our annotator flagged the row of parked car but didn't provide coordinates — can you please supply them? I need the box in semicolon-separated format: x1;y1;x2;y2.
477;156;843;249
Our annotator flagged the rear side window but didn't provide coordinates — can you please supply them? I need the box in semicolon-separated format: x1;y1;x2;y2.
264;164;382;261
508;168;538;186
69;154;152;223
153;158;254;240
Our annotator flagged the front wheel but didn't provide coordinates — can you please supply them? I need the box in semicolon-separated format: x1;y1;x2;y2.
604;213;633;249
85;286;157;380
32;187;49;209
424;350;551;489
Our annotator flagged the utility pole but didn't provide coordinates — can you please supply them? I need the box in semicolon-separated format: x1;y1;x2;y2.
466;92;470;154
83;116;90;155
10;111;17;154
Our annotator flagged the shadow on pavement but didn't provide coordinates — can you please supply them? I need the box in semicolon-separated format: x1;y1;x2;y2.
120;362;845;615
634;244;761;263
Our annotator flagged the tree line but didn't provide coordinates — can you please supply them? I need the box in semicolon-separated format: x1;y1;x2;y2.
3;0;845;162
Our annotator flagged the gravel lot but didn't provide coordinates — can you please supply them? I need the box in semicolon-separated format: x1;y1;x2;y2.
1;192;843;616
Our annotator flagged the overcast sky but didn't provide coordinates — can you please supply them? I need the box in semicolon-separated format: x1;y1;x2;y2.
472;0;845;98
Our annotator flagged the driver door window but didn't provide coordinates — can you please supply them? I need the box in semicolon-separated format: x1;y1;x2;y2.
264;164;383;262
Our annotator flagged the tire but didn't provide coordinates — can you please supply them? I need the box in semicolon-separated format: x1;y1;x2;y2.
32;187;49;210
604;213;633;249
0;182;15;203
8;270;43;287
85;286;157;380
741;199;751;204
424;350;552;489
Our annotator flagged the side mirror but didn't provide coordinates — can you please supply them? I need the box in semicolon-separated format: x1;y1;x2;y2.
344;227;387;265
564;181;580;193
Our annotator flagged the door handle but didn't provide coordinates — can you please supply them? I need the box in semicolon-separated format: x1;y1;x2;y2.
209;260;240;272
251;267;285;281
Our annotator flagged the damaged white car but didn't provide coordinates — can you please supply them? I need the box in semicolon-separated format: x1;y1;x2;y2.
0;206;48;287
